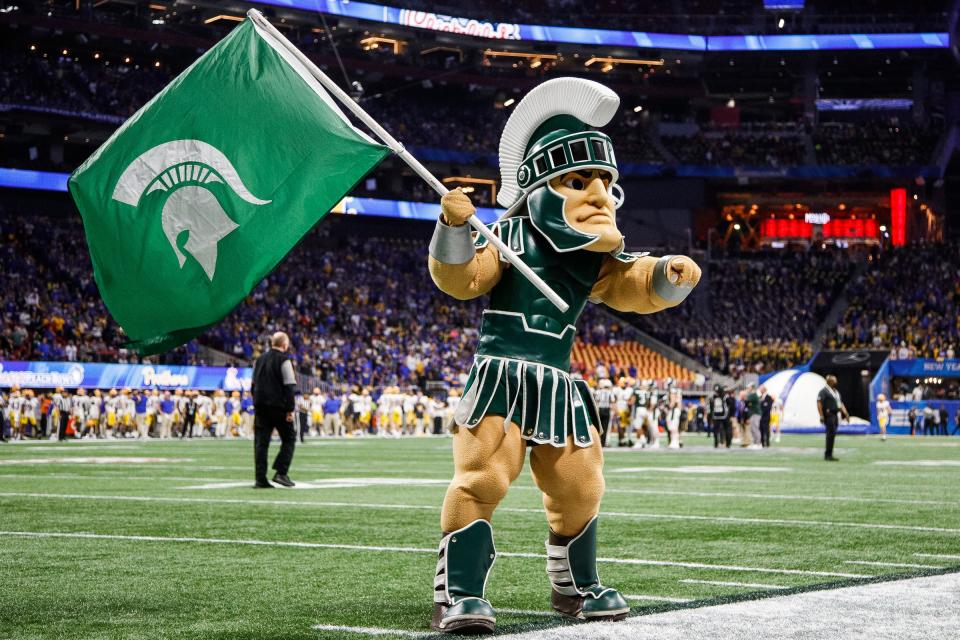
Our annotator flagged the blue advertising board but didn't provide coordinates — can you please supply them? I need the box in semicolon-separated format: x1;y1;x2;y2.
0;361;252;391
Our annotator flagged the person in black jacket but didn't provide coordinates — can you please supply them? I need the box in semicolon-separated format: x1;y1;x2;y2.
251;332;299;488
817;375;849;461
759;385;774;448
710;385;730;448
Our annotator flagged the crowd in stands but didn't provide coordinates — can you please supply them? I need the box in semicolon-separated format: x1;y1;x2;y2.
0;211;663;390
634;250;853;376
663;123;809;168
1;47;941;173
4;206;958;388
813;121;939;167
825;240;959;358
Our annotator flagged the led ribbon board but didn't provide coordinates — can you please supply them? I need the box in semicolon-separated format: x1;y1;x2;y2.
0;168;503;225
259;0;946;51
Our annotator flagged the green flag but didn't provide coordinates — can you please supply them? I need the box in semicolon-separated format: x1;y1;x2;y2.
69;18;390;355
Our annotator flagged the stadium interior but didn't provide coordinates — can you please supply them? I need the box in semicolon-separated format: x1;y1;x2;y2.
1;1;959;639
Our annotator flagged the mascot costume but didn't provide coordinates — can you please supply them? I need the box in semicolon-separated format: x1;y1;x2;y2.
427;77;701;634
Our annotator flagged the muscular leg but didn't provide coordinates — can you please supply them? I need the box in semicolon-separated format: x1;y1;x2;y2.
529;426;604;537
440;415;526;532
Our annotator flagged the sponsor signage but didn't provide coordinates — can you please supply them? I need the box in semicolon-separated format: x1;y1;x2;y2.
888;359;960;377
0;361;252;391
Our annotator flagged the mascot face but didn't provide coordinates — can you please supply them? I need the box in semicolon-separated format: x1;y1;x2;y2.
548;169;622;253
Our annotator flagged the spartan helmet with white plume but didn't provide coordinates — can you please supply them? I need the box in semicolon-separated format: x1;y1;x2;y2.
497;78;623;252
112;139;271;280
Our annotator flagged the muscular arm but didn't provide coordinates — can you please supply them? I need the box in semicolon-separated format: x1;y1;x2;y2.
427;188;504;300
590;254;700;314
428;241;504;300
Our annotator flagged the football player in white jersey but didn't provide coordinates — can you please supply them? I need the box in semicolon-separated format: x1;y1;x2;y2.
72;388;89;439
7;387;24;440
23;390;40;438
145;390;160;437
213;390;227;438
309;388;325;435
120;389;137;438
875;393;892;441
85;389;103;439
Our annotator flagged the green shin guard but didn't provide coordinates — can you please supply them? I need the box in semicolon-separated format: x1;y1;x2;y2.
431;520;497;634
546;516;630;621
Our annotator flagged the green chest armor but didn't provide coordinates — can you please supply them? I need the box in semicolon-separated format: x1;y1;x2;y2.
479;216;603;371
453;217;627;448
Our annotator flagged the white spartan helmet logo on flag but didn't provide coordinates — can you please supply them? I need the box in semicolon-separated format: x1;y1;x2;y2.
111;139;271;280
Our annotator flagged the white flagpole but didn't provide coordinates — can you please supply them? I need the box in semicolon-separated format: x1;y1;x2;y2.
246;9;569;313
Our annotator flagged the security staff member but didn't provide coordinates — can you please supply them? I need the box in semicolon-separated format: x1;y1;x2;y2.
593;379;616;446
710;385;730;448
817;375;848;461
251;332;298;488
759;385;774;448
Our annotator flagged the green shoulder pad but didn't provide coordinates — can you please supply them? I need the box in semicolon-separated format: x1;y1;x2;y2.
472;218;527;263
611;249;649;264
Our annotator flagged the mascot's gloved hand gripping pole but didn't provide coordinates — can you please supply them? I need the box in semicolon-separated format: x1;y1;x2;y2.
427;77;701;634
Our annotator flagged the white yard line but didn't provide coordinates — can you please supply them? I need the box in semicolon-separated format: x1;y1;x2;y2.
2;491;953;535
872;460;960;467
624;594;694;603
680;579;785;589
311;624;432;637
586;487;960;507
845;561;945;569
498;608;558;617
915;553;960;560
0;530;872;578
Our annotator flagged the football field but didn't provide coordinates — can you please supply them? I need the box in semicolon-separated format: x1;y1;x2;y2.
1;433;958;639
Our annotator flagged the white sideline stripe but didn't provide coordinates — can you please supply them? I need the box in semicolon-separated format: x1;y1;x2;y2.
680;579;785;589
1;491;952;535
0;530;871;578
495;572;960;640
844;561;945;569
915;553;960;560
311;624;431;637
625;594;693;603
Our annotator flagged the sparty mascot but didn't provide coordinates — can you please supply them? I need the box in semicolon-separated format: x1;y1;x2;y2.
427;77;701;634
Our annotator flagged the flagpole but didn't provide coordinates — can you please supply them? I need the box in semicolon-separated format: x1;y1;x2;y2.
246;9;569;313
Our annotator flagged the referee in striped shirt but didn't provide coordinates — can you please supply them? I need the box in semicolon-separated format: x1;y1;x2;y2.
594;379;616;447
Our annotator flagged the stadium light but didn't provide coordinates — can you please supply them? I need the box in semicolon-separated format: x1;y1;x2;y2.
633;105;643;112
204;14;244;24
584;56;664;68
503;98;515;107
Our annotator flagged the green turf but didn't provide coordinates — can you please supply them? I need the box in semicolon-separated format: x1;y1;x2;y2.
0;434;958;639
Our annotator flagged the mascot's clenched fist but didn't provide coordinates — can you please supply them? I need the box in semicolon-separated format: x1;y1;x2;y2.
427;77;700;634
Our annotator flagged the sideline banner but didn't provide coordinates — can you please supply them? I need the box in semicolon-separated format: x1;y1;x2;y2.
0;361;251;391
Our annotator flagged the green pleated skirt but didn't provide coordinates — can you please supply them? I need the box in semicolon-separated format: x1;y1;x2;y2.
453;355;602;448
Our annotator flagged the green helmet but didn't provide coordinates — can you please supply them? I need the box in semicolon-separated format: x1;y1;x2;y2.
498;78;624;252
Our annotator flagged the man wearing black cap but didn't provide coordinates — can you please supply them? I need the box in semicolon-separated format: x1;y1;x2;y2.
251;331;298;488
817;375;848;461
